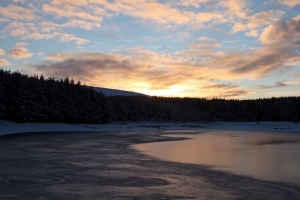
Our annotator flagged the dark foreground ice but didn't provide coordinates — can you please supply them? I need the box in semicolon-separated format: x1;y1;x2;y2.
0;130;300;200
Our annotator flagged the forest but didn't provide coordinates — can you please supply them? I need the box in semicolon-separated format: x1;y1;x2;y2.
0;69;299;123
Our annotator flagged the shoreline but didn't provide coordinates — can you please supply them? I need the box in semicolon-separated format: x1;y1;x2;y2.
1;120;300;137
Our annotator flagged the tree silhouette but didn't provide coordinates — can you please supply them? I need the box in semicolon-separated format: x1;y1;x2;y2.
0;69;299;124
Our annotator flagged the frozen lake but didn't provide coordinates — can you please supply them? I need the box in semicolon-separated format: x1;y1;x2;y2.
134;130;300;185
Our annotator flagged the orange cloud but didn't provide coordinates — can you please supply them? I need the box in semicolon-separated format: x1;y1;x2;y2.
9;47;33;60
210;47;293;78
175;0;209;8
59;33;89;44
28;12;300;97
277;0;300;7
0;18;9;23
42;3;103;22
232;10;284;34
4;22;50;38
40;21;61;33
232;22;246;32
3;21;89;44
41;0;251;31
0;48;5;56
290;72;300;77
0;59;11;66
247;10;284;29
208;15;300;78
12;0;26;3
257;82;287;89
220;0;250;19
32;47;245;98
260;15;300;46
15;42;29;47
285;80;300;85
0;4;37;21
109;0;193;25
245;29;258;37
62;19;101;30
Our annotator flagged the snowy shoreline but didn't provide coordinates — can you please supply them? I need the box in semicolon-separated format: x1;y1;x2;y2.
1;120;300;136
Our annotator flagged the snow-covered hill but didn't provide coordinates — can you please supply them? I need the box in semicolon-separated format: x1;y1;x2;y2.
92;87;148;96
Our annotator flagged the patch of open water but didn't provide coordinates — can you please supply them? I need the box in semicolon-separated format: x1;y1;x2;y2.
134;130;300;185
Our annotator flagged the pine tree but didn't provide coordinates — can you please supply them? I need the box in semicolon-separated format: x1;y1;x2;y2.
0;81;5;117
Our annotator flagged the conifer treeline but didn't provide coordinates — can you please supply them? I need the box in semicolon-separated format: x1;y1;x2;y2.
0;70;112;123
0;69;299;123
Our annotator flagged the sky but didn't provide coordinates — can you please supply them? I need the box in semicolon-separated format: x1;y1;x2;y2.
0;0;299;99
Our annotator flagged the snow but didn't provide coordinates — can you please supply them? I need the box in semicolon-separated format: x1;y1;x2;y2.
1;120;300;137
92;87;147;96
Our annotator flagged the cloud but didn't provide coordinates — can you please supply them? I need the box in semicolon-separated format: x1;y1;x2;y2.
232;10;284;33
142;36;157;42
0;59;11;66
32;48;247;99
35;53;143;88
290;72;300;76
9;47;33;60
177;31;192;39
196;12;223;24
220;0;250;19
217;89;250;98
257;82;288;89
15;42;29;47
0;0;275;40
59;33;89;44
232;22;247;33
204;15;300;78
46;52;120;62
106;0;249;28
0;18;9;23
247;10;284;29
285;80;300;85
3;21;88;45
277;0;300;7
37;52;45;57
168;35;296;80
228;48;290;75
3;21;59;39
175;0;210;8
42;3;103;22
202;83;239;89
50;0;98;7
0;48;5;56
40;21;61;33
245;29;258;37
62;19;101;30
199;82;251;98
109;1;194;25
0;0;285;40
260;15;300;46
12;0;26;3
175;37;221;65
0;4;37;21
40;0;253;31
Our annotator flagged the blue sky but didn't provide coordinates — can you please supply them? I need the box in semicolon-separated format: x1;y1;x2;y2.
0;0;299;99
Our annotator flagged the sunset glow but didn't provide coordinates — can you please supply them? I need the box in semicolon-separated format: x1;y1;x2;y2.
0;0;299;98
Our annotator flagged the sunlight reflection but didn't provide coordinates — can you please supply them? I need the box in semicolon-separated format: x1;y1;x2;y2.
134;130;300;185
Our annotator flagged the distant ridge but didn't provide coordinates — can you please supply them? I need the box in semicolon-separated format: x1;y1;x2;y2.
92;87;148;96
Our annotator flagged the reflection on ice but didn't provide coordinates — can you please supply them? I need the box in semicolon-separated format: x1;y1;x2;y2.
134;130;300;185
